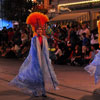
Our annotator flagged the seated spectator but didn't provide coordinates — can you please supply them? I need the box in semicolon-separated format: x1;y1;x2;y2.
11;42;21;57
84;45;97;64
17;41;30;58
1;43;17;58
20;45;30;58
21;30;28;45
5;48;17;58
55;45;63;64
1;43;8;57
49;43;56;62
71;44;82;66
0;45;3;56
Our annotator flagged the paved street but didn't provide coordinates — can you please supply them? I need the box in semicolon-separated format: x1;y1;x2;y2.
0;58;100;100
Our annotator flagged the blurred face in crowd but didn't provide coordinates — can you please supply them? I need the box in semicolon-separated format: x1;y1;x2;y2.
86;47;90;52
82;24;87;29
91;45;95;51
56;45;59;49
65;38;67;42
75;45;79;50
36;27;43;36
78;24;82;29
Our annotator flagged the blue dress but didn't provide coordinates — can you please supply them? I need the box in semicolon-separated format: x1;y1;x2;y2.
9;36;58;96
84;50;100;84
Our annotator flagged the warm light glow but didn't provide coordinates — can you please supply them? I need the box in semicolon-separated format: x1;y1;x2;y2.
60;7;71;12
32;0;37;2
90;0;97;1
58;0;100;7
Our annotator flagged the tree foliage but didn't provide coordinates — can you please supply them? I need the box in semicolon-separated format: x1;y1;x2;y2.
2;0;32;22
2;0;48;22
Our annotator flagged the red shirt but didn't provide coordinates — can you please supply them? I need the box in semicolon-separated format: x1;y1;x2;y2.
38;36;42;46
8;31;14;41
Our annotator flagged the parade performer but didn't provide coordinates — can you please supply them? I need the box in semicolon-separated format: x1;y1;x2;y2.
84;19;100;84
9;12;58;97
97;19;100;48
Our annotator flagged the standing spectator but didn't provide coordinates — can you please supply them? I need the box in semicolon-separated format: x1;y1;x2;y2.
49;43;56;63
68;25;77;50
71;44;82;66
82;33;90;56
82;23;90;39
2;27;8;44
55;44;63;64
91;28;99;49
13;29;22;46
8;28;14;42
54;29;59;38
76;24;83;40
13;29;21;41
0;31;2;45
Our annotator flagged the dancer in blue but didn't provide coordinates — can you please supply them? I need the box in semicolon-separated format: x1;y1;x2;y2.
85;20;100;84
84;50;100;84
9;12;58;97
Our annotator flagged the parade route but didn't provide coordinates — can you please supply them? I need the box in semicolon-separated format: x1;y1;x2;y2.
0;58;100;100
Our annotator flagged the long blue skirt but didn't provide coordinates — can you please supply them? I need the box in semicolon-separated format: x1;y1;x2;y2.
9;36;58;96
84;50;100;84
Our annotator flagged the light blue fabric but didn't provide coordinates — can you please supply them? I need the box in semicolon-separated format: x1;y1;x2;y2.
84;50;100;84
9;36;58;96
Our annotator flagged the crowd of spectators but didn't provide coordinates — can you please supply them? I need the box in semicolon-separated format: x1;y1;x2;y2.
47;22;99;66
0;22;99;66
0;25;31;59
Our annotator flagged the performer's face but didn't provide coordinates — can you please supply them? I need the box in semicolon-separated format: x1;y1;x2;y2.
36;27;43;36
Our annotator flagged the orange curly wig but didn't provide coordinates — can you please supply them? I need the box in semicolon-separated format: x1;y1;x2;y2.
26;12;49;36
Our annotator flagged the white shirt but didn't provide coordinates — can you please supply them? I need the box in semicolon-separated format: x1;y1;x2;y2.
91;34;98;44
55;48;62;57
82;28;90;38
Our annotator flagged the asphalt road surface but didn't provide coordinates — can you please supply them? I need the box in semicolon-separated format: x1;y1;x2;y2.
0;58;100;100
